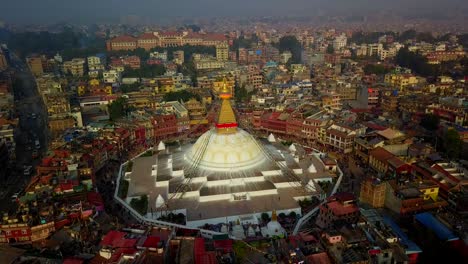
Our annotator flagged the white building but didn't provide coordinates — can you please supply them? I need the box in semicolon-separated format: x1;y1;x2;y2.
103;70;121;84
333;34;347;50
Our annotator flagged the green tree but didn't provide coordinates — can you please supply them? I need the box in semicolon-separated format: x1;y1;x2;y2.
122;64;166;78
163;90;200;102
278;36;302;64
444;129;462;159
130;195;148;215
326;44;335;54
120;83;141;93
234;84;248;103
364;64;390;75
395;47;439;77
261;212;270;222
108;97;128;121
398;30;417;42
420;114;440;131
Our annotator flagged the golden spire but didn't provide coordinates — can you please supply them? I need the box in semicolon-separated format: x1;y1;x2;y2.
216;77;238;134
271;210;277;221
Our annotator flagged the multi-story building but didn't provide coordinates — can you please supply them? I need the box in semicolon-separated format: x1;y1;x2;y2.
369;147;407;176
0;50;7;71
384;73;419;91
360;178;386;208
316;193;360;229
333;34;347;50
137;32;160;50
216;44;229;61
425;102;467;126
103;70;121;84
63;58;85;76
367;43;383;57
193;54;225;70
87;55;105;77
322;123;365;153
173;50;185;64
384;180;447;215
106;35;138;51
106;31;227;51
150;51;168;61
26;56;44;76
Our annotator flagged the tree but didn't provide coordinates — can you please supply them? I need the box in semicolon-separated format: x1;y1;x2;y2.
120;83;141;93
420;114;440;131
122;64;166;78
364;64;390;75
108;97;128;121
289;211;297;219
326;44;334;54
163;90;200;102
234;84;248;103
444;129;462;159
398;30;417;42
130;195;148;215
278;36;302;64
261;212;270;222
395;47;439;77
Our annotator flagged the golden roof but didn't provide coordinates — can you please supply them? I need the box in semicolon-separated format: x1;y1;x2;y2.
216;77;237;134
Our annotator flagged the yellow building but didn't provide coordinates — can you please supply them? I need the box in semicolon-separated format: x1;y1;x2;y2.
216;44;229;61
360;178;386;208
89;79;100;86
418;183;439;201
26;56;44;77
384;73;419;91
77;84;87;96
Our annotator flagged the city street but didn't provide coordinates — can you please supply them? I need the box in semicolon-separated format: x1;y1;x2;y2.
0;52;48;213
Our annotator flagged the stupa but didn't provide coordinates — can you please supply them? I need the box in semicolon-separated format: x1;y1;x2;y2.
123;79;332;229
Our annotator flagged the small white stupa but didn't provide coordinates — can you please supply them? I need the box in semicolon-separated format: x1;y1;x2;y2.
247;226;256;237
157;141;166;151
268;133;276;143
308;163;317;173
220;224;228;234
231;219;246;239
263;210;285;238
155;194;165;208
289;143;297;153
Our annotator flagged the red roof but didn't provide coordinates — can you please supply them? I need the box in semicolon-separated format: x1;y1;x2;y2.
63;258;85;264
322;201;359;216
142;236;160;248
306;252;332;264
114;238;137;248
370;147;394;162
203;33;227;41
160;31;183;37
100;230;126;246
213;239;233;250
194;237;206;255
195;252;217;264
111;35;137;42
60;183;74;191
139;32;158;39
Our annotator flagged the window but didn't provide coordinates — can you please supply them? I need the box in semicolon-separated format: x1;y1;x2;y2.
21;229;27;235
5;231;11;236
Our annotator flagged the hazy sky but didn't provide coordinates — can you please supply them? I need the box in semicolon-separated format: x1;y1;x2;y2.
2;0;467;24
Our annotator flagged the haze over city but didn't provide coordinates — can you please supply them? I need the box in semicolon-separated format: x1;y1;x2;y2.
0;0;467;263
2;0;468;24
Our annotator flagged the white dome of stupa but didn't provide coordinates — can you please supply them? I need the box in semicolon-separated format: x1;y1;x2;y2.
186;128;266;171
